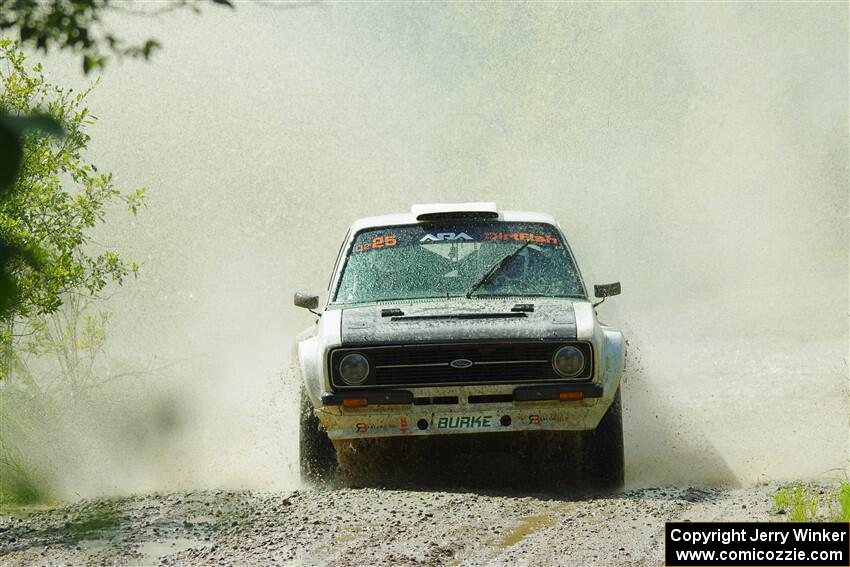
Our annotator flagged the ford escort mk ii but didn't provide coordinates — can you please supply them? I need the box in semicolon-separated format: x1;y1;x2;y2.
293;203;626;487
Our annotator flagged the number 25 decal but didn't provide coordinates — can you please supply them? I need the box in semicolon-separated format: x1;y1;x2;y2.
371;235;396;249
355;234;397;253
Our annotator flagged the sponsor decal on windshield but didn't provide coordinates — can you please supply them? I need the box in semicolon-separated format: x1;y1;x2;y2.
420;232;474;242
484;232;559;245
350;226;561;256
354;234;397;253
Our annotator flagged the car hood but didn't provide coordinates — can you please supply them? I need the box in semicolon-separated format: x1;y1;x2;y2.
339;298;578;346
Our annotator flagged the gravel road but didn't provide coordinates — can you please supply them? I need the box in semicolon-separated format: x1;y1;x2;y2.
0;483;784;566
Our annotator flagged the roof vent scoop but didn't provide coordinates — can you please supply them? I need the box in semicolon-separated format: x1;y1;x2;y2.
411;202;499;221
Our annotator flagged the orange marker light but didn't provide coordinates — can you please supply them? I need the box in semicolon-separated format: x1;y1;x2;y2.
559;391;584;401
342;398;369;408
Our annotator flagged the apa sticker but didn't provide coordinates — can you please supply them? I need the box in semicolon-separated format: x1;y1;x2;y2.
529;415;541;425
355;422;369;433
436;415;493;429
420;232;474;242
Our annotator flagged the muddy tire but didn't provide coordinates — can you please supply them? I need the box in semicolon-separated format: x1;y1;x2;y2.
299;388;337;486
581;388;624;490
520;430;584;491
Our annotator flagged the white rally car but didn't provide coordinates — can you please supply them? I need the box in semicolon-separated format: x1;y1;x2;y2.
293;203;626;488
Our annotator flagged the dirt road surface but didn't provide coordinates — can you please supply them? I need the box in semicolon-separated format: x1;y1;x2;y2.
0;484;784;566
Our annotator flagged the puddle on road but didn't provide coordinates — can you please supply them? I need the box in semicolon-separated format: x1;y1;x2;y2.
499;515;557;548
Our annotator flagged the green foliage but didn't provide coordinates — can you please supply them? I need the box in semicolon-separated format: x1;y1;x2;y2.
0;40;145;375
14;296;121;399
0;0;233;73
773;480;850;522
0;435;51;506
0;109;62;321
773;484;819;521
838;482;850;522
0;0;227;510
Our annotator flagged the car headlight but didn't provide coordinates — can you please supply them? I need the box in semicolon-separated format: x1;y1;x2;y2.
552;345;585;378
338;353;370;385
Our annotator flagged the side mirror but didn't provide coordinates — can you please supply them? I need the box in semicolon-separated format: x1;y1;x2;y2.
294;292;319;310
594;282;621;298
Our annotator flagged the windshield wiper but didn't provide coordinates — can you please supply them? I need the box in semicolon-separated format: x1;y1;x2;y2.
465;241;530;299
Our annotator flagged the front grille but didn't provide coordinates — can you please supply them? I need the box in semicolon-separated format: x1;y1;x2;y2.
329;342;593;389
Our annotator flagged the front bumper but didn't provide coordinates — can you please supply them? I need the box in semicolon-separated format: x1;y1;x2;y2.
321;383;603;406
315;382;615;440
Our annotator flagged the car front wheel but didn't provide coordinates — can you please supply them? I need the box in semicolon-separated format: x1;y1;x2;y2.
299;387;337;486
581;387;625;490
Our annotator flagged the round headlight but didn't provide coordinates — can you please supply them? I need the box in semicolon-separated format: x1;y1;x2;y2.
552;346;585;378
338;353;370;385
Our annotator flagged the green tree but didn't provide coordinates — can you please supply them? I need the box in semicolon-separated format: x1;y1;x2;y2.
0;110;59;321
0;0;233;506
0;39;143;379
0;0;232;322
1;0;232;73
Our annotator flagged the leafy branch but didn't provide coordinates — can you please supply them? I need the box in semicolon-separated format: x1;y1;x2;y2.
0;0;233;73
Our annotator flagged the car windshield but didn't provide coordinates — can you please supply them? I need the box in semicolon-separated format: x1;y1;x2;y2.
333;221;585;304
